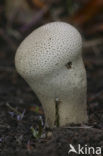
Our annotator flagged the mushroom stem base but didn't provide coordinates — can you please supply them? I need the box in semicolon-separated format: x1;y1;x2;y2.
39;96;88;128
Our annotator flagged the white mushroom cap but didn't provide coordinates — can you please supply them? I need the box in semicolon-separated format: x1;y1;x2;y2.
15;22;88;127
15;22;82;79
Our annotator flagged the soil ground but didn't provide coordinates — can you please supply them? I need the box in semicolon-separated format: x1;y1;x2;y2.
0;39;103;156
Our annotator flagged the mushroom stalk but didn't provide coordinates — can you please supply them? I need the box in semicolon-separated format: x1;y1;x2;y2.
15;22;88;128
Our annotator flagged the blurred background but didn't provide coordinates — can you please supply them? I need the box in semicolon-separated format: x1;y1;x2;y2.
1;0;103;65
0;0;103;155
0;0;103;70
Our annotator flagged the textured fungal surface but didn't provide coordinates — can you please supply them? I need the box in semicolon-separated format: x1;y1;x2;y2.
15;22;82;78
15;22;88;127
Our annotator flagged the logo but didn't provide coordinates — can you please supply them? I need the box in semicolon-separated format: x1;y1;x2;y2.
68;144;102;155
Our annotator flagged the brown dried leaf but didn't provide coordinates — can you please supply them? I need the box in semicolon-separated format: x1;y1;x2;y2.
32;0;46;8
71;0;103;26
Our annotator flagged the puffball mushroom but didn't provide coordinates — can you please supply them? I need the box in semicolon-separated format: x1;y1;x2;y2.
15;22;88;128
